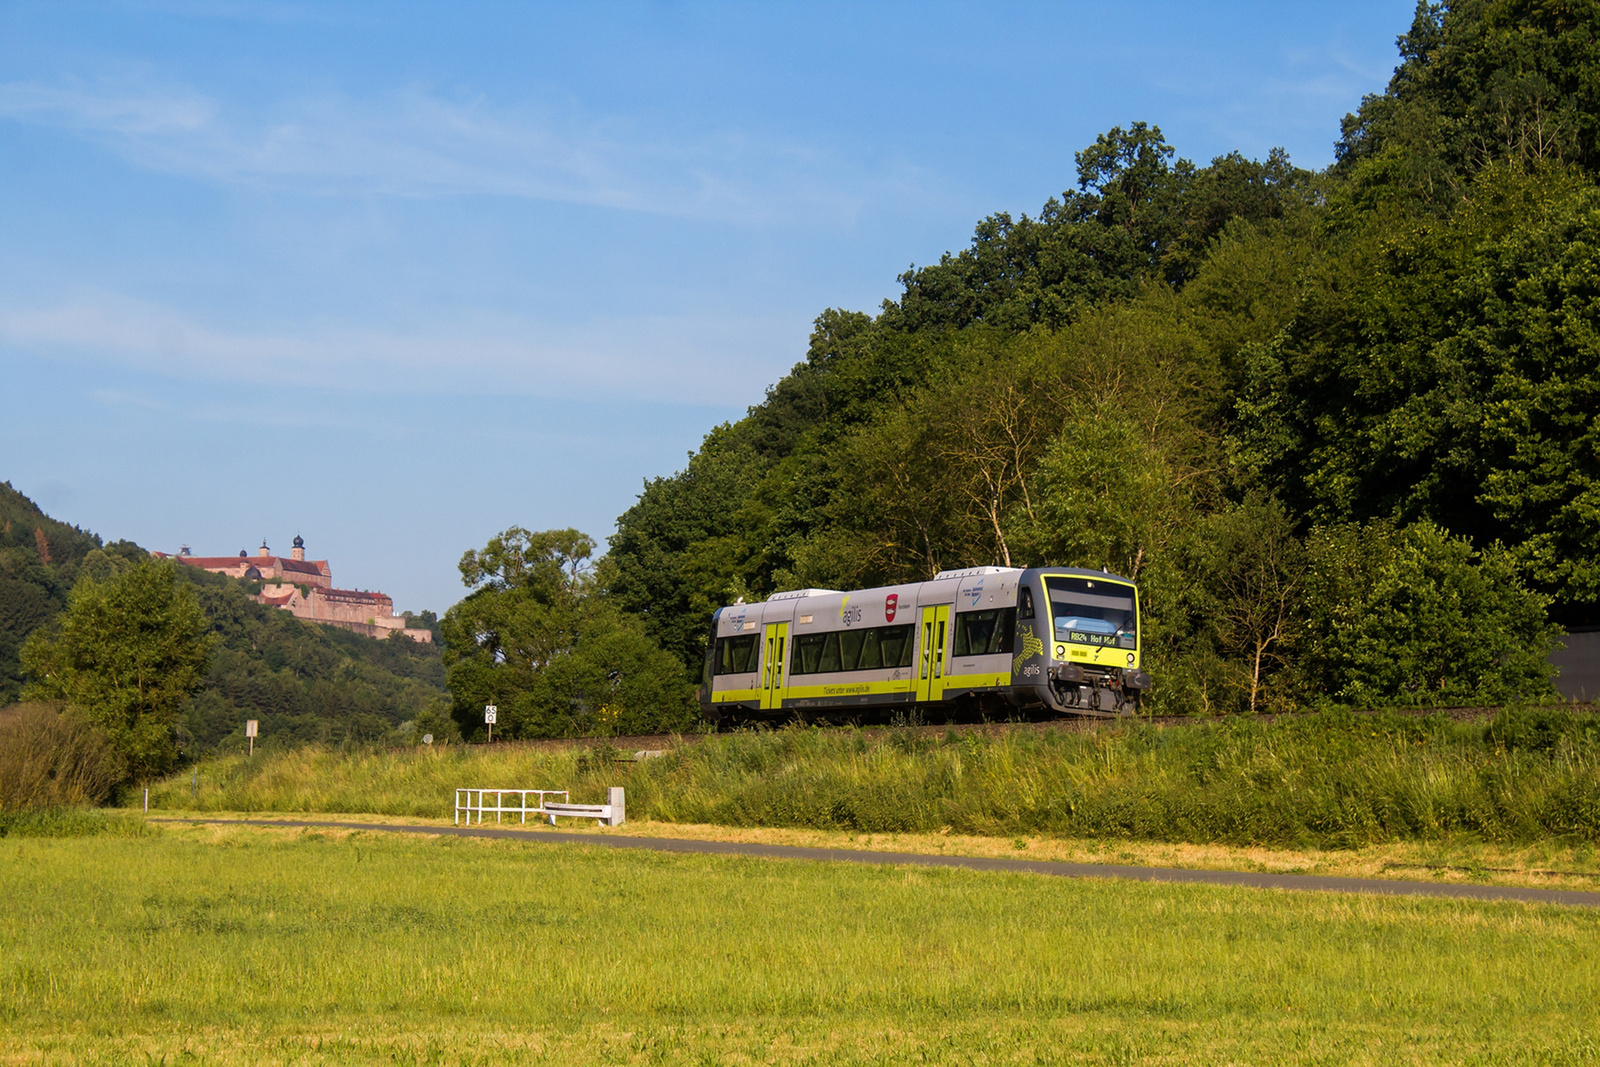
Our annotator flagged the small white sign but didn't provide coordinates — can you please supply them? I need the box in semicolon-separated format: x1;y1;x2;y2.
484;705;497;724
245;719;258;738
422;733;434;745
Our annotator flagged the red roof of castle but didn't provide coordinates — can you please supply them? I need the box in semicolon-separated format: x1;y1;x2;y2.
158;550;397;609
171;555;255;569
168;554;329;573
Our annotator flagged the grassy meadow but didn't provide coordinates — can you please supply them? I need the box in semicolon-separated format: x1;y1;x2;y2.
3;821;1598;1066
135;811;1600;893
148;709;1600;849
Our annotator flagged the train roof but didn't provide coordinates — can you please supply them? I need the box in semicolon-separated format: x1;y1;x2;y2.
730;565;1135;611
1027;565;1136;585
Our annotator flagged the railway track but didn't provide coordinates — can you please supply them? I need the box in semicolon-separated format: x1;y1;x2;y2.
456;700;1598;757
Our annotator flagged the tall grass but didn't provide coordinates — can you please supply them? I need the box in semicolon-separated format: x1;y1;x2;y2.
150;708;1600;848
0;702;121;810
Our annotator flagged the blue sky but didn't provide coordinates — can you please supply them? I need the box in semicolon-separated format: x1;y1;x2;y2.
0;0;1413;613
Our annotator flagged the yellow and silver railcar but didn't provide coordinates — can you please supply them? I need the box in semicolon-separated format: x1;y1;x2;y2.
701;566;1150;719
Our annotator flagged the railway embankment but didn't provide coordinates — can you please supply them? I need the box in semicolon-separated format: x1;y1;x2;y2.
146;705;1600;852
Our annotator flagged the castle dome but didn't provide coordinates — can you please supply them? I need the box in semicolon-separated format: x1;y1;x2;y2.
293;534;304;549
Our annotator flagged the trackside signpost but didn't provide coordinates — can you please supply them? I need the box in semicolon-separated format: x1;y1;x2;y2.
245;719;258;757
484;704;497;743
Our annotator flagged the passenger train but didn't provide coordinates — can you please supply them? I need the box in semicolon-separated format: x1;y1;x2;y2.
701;566;1151;720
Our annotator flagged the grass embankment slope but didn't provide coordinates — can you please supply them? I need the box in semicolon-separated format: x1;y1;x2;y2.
4;821;1597;1065
153;709;1600;848
143;708;1600;890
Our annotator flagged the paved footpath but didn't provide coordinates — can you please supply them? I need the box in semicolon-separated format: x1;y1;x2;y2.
161;817;1600;907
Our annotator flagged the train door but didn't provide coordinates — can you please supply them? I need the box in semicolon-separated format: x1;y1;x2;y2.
760;622;788;712
915;604;950;703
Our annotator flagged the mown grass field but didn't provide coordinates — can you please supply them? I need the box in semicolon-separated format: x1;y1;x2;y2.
150;709;1600;849
3;822;1599;1066
132;810;1600;893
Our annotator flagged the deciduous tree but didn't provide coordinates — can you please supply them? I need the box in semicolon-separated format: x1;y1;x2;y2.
1303;520;1556;706
442;528;694;739
21;558;212;780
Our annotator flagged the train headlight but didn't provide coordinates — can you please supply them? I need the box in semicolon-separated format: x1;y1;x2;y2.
1126;653;1135;665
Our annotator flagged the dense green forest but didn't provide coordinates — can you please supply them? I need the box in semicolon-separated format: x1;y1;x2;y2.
599;0;1596;717
0;481;146;705
13;1;1600;748
0;481;449;759
178;567;449;753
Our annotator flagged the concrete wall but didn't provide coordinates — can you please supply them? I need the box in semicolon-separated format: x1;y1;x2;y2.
1551;630;1600;702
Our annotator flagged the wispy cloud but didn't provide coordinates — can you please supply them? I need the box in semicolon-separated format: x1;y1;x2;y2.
0;77;929;226
0;290;794;407
0;80;215;134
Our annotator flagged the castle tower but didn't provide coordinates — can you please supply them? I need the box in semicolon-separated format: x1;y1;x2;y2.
291;535;305;562
258;540;270;558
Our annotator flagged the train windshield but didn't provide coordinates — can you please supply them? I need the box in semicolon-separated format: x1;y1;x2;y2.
1044;577;1137;649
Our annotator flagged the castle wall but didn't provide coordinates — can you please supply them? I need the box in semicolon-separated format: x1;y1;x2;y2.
306;588;395;625
277;560;332;589
316;619;434;643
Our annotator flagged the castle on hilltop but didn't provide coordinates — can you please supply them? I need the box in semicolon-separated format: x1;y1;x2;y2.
155;536;432;643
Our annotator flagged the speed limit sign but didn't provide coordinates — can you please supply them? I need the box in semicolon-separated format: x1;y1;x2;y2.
484;705;497;724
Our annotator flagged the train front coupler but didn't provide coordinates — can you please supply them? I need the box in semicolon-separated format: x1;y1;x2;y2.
1049;663;1151;715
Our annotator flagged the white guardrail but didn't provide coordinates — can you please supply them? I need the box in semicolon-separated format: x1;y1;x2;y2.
454;787;625;827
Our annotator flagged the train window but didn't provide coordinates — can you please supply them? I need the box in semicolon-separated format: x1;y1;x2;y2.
818;631;843;673
877;625;914;668
838;628;866;670
856;628;883;670
714;633;761;675
1018;587;1035;619
792;632;823;674
790;624;915;674
1044;576;1137;647
953;608;1018;656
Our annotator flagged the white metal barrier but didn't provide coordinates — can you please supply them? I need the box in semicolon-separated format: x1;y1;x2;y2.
544;787;626;827
455;788;568;825
454;786;626;827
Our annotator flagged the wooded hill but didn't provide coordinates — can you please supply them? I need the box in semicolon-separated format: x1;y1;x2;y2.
0;481;144;705
0;482;448;752
602;1;1597;717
